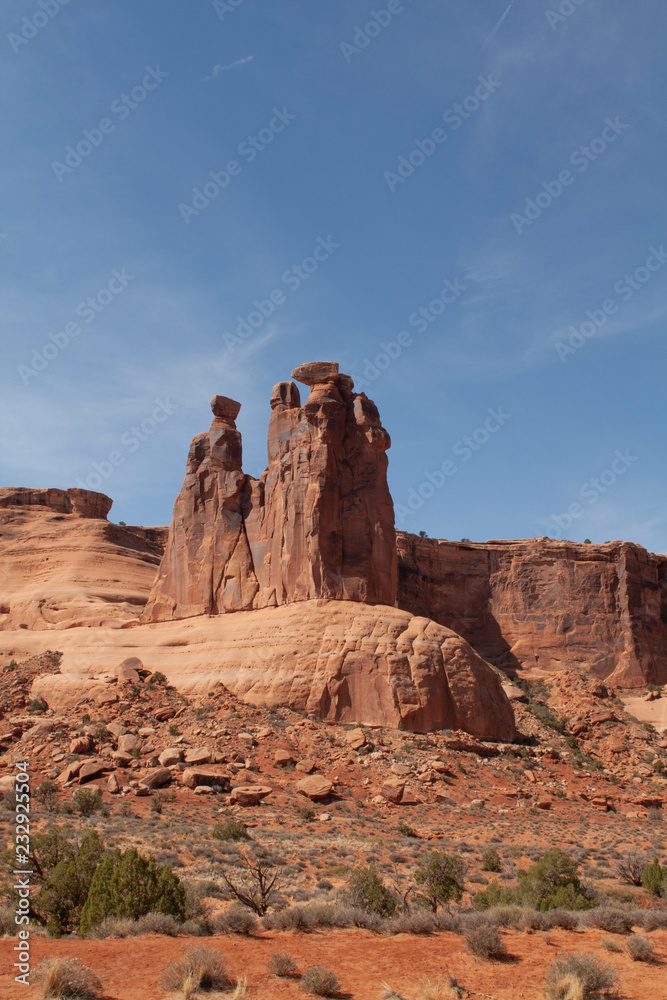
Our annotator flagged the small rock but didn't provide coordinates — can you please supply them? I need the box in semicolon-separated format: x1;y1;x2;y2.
194;785;214;795
535;799;552;810
107;774;121;794
274;749;293;767
96;691;118;705
318;812;331;822
296;759;315;774
133;785;150;797
345;728;366;750
154;707;176;722
70;736;94;754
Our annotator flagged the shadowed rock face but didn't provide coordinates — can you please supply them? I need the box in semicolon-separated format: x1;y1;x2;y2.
396;534;667;688
142;363;397;621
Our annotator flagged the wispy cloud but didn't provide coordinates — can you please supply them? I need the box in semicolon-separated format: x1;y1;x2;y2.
202;56;254;82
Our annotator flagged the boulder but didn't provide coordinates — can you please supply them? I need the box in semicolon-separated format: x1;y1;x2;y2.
184;748;211;766
297;776;333;800
296;759;316;774
154;707;176;722
159;748;183;767
345;728;366;750
182;767;230;790
70;736;94;754
380;779;405;804
230;785;272;806
107;774;121;794
274;749;293;767
78;760;108;783
118;734;142;754
140;767;172;790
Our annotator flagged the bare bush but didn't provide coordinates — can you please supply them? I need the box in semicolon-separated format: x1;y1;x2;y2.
615;852;648;886
601;936;621;952
544;951;617;1000
300;966;340;996
130;912;182;936
626;933;654;962
37;957;103;999
583;908;633;935
268;952;299;978
86;916;134;939
213;907;259;935
463;917;506;960
161;945;232;997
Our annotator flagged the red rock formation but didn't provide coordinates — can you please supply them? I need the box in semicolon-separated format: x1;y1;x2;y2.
0;487;112;520
143;363;397;621
397;533;667;688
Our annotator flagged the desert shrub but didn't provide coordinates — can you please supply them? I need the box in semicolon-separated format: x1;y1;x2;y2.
397;820;419;838
346;864;397;917
601;935;621;952
300;807;316;822
540;909;579;931
35;780;59;813
0;905;17;935
36;957;103;999
304;903;347;928
300;965;340;996
213;907;259;935
130;911;182;936
481;848;502;873
518;849;597;911
615;852;648;886
488;905;525;928
79;847;186;936
27;829;105;936
434;911;462;933
626;933;654;962
268;952;299;978
641;857;666;897
388;910;436;935
161;945;232;995
544;951;617;1000
584;907;633;935
265;905;314;932
211;819;249;842
472;881;517;910
86;916;134;939
463;916;506;959
72;788;102;817
642;910;667;931
414;852;465;912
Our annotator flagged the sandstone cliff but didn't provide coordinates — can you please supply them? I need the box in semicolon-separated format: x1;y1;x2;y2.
397;533;667;688
142;362;397;621
0;487;165;631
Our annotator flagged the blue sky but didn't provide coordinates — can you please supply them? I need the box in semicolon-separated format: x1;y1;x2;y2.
1;0;665;551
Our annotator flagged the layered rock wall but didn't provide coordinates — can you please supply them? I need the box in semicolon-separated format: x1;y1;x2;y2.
396;533;667;688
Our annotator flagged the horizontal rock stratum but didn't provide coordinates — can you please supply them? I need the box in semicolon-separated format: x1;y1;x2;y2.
14;601;515;738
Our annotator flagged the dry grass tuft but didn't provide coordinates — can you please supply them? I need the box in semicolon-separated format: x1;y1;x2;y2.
161;945;233;998
544;951;617;1000
36;957;103;999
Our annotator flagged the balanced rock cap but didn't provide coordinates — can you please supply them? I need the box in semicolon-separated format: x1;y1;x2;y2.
291;361;339;386
210;395;241;421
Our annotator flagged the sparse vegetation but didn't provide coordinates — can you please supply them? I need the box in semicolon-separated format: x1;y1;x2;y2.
300;965;340;996
626;933;654;962
346;864;398;917
269;952;299;978
480;848;502;872
212;818;249;842
36;957;103;999
161;945;232;997
544;951;617;1000
463;916;506;959
414;852;466;912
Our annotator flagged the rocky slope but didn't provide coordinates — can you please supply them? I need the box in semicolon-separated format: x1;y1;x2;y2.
397;533;667;689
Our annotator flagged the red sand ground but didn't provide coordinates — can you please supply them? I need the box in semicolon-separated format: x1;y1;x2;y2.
1;927;665;1000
